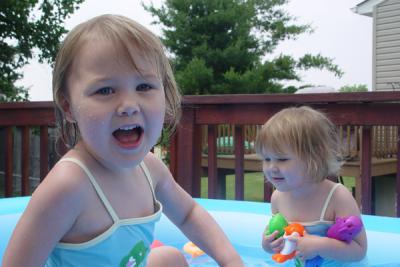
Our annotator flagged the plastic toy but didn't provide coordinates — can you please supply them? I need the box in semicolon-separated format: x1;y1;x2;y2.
327;216;363;242
266;213;289;238
267;213;363;266
272;223;305;263
150;239;164;249
305;215;363;267
183;241;205;258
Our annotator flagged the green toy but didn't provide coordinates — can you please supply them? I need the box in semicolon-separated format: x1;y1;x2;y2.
266;213;288;239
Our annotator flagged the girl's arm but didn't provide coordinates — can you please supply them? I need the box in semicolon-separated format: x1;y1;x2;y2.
1;164;84;267
296;184;367;261
302;230;367;261
318;184;367;261
145;153;243;267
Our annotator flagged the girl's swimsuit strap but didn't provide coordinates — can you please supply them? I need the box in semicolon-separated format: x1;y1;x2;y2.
319;183;341;221
138;161;158;211
58;158;120;222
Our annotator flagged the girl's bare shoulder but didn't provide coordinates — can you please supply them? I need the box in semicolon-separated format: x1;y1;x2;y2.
330;182;361;217
32;158;94;213
143;152;171;180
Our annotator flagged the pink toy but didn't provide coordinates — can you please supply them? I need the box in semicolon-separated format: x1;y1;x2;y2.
305;215;363;267
327;216;363;243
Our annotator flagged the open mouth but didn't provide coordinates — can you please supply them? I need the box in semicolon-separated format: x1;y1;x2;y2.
112;125;143;148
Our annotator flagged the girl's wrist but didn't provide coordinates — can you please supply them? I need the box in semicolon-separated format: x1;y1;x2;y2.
315;236;331;256
220;254;244;267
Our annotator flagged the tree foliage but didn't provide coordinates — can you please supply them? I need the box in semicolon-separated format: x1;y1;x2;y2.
143;0;343;95
0;0;83;101
339;84;368;92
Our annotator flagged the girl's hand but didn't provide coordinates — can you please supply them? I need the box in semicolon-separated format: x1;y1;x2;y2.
262;230;284;253
289;231;321;260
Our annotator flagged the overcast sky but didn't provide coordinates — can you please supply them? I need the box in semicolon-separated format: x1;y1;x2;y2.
18;0;372;101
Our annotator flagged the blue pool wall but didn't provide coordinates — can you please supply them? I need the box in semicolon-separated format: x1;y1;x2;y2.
1;197;400;265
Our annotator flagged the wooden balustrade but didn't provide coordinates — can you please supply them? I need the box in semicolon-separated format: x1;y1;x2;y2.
0;102;56;197
169;92;400;216
1;92;400;216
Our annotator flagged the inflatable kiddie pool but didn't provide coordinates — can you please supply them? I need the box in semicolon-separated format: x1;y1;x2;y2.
1;197;400;266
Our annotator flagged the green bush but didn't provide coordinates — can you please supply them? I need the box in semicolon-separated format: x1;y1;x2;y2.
339;84;368;92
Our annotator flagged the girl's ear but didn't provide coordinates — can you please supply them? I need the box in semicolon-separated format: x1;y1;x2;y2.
61;97;76;123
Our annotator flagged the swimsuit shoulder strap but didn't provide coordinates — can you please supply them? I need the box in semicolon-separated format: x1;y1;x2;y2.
319;183;341;221
58;157;119;222
139;161;158;210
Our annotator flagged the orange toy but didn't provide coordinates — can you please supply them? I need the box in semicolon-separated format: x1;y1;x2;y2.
183;241;205;258
272;223;305;263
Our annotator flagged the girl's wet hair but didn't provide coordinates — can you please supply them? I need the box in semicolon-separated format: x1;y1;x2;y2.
52;14;181;149
255;106;343;182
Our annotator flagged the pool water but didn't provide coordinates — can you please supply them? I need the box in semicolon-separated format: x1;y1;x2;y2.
179;244;400;267
1;197;400;266
181;244;287;267
154;199;400;267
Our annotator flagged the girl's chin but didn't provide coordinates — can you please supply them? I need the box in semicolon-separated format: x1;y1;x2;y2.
106;156;143;170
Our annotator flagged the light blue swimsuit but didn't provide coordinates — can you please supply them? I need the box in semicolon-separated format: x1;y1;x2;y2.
290;183;370;267
45;158;162;267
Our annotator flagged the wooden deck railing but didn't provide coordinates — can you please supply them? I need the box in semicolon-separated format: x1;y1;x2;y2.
1;92;400;216
0;102;56;196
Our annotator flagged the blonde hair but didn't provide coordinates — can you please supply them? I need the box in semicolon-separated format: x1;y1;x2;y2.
255;106;343;182
52;14;181;148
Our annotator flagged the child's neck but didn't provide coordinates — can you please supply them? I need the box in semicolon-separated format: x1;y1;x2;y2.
71;142;139;177
288;180;325;200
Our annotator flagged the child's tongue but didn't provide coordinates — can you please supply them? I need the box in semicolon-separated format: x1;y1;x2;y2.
113;129;140;145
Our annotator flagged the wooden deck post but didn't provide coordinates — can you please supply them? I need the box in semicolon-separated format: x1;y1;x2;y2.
168;132;178;179
234;125;244;200
264;178;273;202
396;127;400;217
207;125;218;199
174;107;202;197
21;126;30;195
360;126;372;214
40;126;49;181
5;127;13;197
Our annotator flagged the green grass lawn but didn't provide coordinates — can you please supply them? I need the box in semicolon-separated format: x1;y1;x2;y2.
200;172;356;202
200;172;265;201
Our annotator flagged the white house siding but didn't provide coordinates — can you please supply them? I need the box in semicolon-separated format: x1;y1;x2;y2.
374;0;400;91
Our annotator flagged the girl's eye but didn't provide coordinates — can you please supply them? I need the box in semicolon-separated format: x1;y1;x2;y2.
264;158;271;162
137;83;153;91
278;158;288;162
96;87;114;95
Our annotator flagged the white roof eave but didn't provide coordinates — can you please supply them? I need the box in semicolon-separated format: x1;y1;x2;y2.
351;0;387;17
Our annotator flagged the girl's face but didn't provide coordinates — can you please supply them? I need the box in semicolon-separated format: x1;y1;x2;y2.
64;40;165;170
261;146;311;193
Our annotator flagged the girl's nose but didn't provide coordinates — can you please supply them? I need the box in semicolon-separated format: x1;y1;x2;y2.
117;96;140;117
263;161;277;174
267;162;279;173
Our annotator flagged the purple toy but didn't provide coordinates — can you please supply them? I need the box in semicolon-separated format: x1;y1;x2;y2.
327;216;363;243
305;216;363;267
